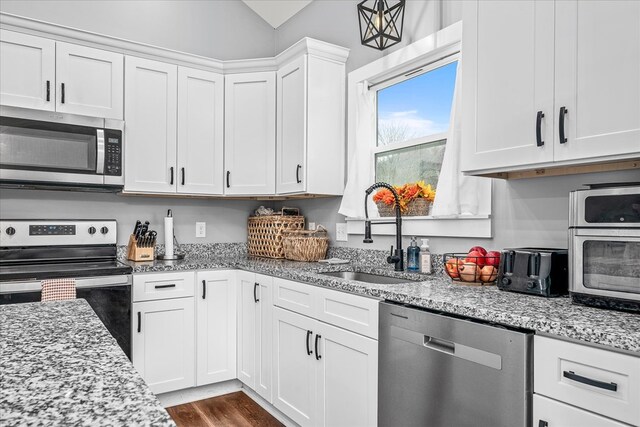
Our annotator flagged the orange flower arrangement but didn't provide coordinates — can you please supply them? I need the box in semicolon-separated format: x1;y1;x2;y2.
372;181;436;213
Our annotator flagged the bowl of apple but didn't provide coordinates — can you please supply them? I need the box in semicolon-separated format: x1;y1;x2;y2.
443;246;501;285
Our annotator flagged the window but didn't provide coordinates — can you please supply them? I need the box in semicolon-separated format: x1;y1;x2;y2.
374;60;457;187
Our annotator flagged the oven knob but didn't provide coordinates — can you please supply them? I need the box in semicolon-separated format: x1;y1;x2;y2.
100;226;109;235
500;277;511;286
88;226;96;235
5;227;16;236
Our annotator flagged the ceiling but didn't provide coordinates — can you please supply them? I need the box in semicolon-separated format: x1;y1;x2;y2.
241;0;314;29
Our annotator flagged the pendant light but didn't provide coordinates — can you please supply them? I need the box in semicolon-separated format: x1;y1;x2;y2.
357;0;406;51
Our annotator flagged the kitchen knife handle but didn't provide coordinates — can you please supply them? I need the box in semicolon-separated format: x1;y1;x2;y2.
202;280;206;299
296;164;302;184
563;370;617;392
181;167;185;186
170;167;174;185
315;334;322;360
559;106;568;144
61;83;65;104
306;330;313;356
254;282;259;303
137;312;141;333
46;80;50;102
226;171;231;188
536;111;545;147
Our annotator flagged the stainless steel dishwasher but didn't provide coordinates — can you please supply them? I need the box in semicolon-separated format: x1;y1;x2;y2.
379;301;533;427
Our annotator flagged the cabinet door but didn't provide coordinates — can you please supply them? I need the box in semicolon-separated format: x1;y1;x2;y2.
534;394;628;427
177;67;224;195
132;297;195;394
0;30;55;111
254;274;273;402
124;56;177;193
224;72;276;195
196;271;236;386
272;307;318;426
316;321;378;427
55;42;123;119
461;0;555;173
237;271;257;389
554;1;640;161
277;56;307;194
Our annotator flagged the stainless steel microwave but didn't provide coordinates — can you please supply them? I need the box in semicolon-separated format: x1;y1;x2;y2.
0;106;124;189
569;184;640;312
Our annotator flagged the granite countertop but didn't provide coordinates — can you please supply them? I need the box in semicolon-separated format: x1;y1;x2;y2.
126;255;640;354
0;299;175;427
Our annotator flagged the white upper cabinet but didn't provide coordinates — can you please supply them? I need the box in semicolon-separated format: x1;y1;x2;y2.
0;30;56;111
461;0;555;172
276;54;346;195
177;67;224;195
55;42;124;119
124;56;178;193
462;0;640;175
224;72;276;195
554;0;640;161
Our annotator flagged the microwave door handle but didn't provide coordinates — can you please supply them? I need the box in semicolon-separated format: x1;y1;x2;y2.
96;129;105;174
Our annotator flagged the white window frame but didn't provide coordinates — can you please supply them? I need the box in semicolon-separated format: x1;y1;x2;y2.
345;22;492;239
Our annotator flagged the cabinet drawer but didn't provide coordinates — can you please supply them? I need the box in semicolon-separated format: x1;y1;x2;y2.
534;394;627;427
272;277;315;318
133;271;195;302
534;335;640;426
315;287;379;340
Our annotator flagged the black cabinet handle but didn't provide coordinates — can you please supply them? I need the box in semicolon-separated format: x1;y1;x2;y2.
296;164;302;184
254;282;259;303
538;421;548;427
226;171;231;188
563;370;617;392
559;106;568;144
181;167;185;185
202;280;206;299
536;111;545;147
315;334;322;360
61;83;65;103
170;167;174;185
46;80;50;102
306;330;313;355
154;284;176;289
137;311;141;333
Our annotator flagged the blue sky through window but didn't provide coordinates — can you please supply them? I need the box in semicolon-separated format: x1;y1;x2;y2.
377;61;458;146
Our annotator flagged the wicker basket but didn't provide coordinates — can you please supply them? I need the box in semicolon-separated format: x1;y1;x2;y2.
283;225;329;262
248;208;305;259
376;198;432;217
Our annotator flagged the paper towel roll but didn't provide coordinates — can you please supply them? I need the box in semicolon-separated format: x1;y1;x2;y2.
164;215;174;258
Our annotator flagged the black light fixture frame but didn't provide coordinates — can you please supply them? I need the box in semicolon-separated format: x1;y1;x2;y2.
358;0;406;51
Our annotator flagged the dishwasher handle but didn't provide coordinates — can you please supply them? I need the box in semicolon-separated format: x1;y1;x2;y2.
424;335;455;354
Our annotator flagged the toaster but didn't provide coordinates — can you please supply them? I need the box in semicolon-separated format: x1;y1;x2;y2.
497;248;569;297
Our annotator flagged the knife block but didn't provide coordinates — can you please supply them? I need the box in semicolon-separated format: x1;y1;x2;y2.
127;234;155;262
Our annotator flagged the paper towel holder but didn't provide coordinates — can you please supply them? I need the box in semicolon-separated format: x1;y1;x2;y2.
157;209;186;260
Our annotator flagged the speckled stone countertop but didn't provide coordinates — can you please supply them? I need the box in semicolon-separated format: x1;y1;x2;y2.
126;254;640;354
0;299;175;427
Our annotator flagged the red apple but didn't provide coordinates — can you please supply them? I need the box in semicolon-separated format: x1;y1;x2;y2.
465;250;486;267
468;246;487;256
459;263;479;282
485;251;501;267
445;258;462;279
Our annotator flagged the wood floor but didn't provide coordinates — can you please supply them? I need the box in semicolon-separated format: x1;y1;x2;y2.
166;392;284;427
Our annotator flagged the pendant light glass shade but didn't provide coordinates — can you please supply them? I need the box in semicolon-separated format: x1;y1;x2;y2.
358;0;406;51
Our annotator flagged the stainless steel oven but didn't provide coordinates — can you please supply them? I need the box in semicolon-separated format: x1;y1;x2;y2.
0;106;124;189
569;184;640;312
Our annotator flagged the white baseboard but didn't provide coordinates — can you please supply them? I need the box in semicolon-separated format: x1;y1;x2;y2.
240;385;298;427
156;379;242;408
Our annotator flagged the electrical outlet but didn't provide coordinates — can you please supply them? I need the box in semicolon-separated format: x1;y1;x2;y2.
196;222;206;238
336;223;348;242
308;222;316;231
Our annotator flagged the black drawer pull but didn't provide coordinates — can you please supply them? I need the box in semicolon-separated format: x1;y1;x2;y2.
226;171;231;188
559;106;568;144
296;164;302;184
315;334;322;360
137;311;141;333
306;330;313;356
61;82;65;103
563;370;617;392
155;284;176;289
170;167;174;185
202;280;206;299
254;282;259;303
181;167;185;186
46;80;50;102
536;111;545;147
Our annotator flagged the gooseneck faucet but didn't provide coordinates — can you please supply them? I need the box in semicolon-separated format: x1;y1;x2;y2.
363;182;404;271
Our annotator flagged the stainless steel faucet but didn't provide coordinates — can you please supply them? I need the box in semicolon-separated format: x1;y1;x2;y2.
363;182;404;271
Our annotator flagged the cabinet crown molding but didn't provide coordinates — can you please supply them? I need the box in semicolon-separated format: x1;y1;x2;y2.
0;12;350;73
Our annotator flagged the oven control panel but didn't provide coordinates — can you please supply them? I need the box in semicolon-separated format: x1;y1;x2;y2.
0;220;117;246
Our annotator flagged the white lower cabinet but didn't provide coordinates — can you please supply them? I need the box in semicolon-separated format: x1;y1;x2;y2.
132;297;195;394
272;305;378;427
534;394;627;427
196;270;237;386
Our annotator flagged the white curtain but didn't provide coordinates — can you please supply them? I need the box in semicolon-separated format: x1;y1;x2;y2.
339;81;377;218
431;60;485;216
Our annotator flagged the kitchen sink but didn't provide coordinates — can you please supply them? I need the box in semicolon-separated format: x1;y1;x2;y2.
320;271;417;284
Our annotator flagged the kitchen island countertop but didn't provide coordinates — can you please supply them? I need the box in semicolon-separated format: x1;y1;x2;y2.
0;299;175;427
